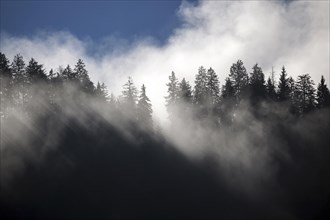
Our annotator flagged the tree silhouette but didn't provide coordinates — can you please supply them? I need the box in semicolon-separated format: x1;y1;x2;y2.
194;66;208;107
293;74;316;114
220;77;236;125
277;66;290;102
266;76;276;101
95;82;109;102
11;54;27;109
26;58;47;83
74;59;94;94
206;67;220;106
0;53;12;118
165;71;179;121
229;60;249;104
122;76;138;117
316;75;330;109
249;63;266;103
137;84;153;128
178;77;193;118
178;77;192;104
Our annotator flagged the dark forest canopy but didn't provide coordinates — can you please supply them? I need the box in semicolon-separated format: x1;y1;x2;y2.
1;52;330;220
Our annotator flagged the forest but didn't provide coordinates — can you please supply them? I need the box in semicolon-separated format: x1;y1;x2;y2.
1;52;330;219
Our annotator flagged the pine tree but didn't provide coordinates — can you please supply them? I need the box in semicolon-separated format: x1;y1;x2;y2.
25;58;49;113
47;69;59;106
11;54;27;108
61;65;75;81
229;60;249;103
316;75;330;108
194;66;208;106
74;59;94;94
178;77;192;104
266;76;276;101
277;66;290;102
206;67;220;106
0;53;12;118
294;74;316;114
95;82;109;102
122;76;138;112
26;58;47;83
165;71;179;120
249;63;266;102
137;84;153;128
100;83;109;101
220;77;236;125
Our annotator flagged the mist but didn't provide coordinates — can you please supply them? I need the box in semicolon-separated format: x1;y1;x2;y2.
1;0;330;219
1;0;329;125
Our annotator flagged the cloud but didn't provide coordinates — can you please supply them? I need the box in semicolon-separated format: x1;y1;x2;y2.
1;0;329;125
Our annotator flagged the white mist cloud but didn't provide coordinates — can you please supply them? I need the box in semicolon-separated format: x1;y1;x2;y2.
1;0;329;125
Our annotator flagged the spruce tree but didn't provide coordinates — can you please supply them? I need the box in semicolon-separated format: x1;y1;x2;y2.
266;76;276;101
206;67;220;106
25;58;49;113
122;76;138;113
220;77;236;125
26;58;47;83
194;66;208;106
0;53;12;118
137;84;153;128
11;54;26;108
277;66;290;102
229;60;249;103
249;63;266;102
74;59;94;94
178;77;192;104
100;83;109;101
316;75;330;108
165;71;179;120
294;74;316;114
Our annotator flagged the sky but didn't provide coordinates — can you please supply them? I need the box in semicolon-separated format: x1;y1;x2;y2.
0;0;185;46
1;0;329;125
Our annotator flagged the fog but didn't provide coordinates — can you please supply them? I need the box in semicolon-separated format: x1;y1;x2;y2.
1;0;329;125
1;1;330;219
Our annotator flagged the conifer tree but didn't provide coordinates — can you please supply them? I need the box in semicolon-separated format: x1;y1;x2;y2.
122;76;138;112
25;58;49;112
220;77;236;125
316;75;330;108
95;82;109;102
277;66;290;102
294;74;316;114
165;71;179;120
62;65;75;81
206;67;220;106
137;84;153;128
266;76;276;101
178;77;192;104
229;60;249;103
101;83;109;101
0;53;12;118
26;58;47;83
249;63;266;102
74;59;94;93
194;66;208;106
11;54;26;107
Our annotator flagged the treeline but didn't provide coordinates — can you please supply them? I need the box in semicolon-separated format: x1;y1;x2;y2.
0;52;153;129
1;52;330;129
165;60;330;126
